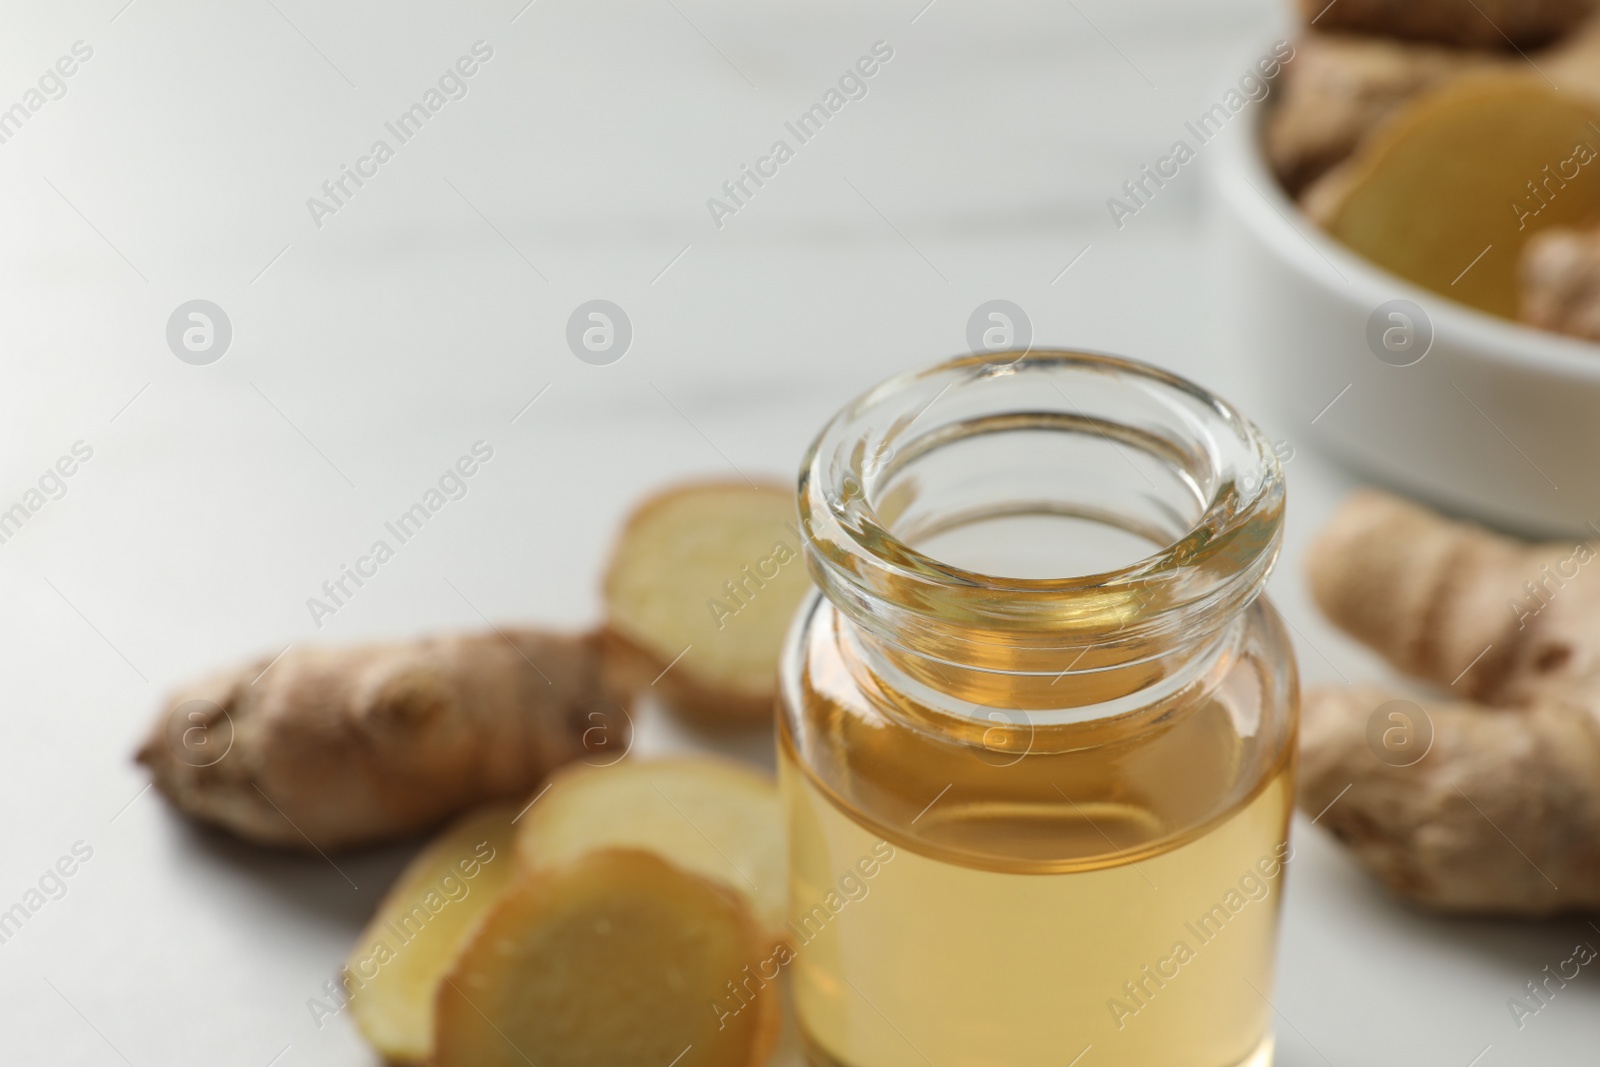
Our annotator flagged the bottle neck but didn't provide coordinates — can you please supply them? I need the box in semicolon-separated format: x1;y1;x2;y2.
798;351;1284;726
842;606;1241;719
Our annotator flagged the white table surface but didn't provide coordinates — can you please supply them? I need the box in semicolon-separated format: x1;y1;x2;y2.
2;1;1594;1064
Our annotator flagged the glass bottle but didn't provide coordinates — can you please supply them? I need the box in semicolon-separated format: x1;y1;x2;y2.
779;351;1296;1067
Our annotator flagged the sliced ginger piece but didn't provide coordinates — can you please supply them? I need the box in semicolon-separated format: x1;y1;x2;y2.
1266;33;1501;195
604;479;811;723
433;848;780;1067
515;757;786;938
344;803;521;1064
1307;75;1600;318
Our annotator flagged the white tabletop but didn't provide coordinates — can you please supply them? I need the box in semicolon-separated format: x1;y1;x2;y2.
1;1;1592;1064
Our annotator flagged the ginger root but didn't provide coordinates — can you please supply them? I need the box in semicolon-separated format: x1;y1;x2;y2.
1297;0;1597;50
1546;13;1600;99
137;629;604;852
1520;223;1600;340
433;848;781;1067
1300;489;1600;914
138;475;809;849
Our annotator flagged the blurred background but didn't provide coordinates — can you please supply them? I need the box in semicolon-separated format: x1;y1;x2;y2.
2;1;1595;1064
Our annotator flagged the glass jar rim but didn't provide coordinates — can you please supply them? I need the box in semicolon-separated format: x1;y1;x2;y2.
797;350;1286;650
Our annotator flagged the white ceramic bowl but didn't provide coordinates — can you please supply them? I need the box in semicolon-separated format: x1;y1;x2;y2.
1210;96;1600;535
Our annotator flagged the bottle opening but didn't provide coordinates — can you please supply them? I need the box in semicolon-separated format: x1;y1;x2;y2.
869;407;1210;581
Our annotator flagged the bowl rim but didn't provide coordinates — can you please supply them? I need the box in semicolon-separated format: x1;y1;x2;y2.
1214;88;1600;381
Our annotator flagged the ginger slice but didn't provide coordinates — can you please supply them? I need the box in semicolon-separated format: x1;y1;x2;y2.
515;757;786;938
136;628;603;851
1296;0;1597;51
433;848;780;1067
1267;20;1600;197
603;479;811;723
1266;33;1500;195
1306;75;1600;319
345;803;521;1064
1301;489;1600;914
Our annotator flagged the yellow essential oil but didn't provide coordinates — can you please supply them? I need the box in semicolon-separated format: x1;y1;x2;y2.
780;353;1297;1067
